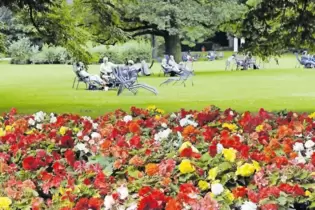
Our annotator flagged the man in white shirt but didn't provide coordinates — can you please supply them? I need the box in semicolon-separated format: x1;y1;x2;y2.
100;57;117;82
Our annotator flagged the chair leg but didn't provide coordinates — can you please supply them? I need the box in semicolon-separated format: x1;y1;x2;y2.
72;77;77;88
76;81;80;90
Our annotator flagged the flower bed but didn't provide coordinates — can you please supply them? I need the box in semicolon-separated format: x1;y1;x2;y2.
0;106;314;210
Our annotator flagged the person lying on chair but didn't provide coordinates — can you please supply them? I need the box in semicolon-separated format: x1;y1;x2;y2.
76;62;107;90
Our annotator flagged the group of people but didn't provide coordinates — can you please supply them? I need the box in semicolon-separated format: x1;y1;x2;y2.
74;57;152;90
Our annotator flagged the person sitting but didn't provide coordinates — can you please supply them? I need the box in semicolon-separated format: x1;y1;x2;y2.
168;55;181;73
100;57;117;85
76;62;107;90
133;58;151;76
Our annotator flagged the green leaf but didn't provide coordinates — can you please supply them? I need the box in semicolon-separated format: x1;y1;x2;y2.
127;166;140;178
277;196;287;206
217;162;232;173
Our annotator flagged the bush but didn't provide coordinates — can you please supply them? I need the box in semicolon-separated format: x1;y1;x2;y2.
8;38;38;64
89;40;152;64
30;45;71;64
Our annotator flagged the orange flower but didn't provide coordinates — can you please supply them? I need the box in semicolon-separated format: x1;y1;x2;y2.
99;124;114;137
182;125;200;142
113;160;123;169
161;177;172;186
277;125;293;138
165;198;182;210
290;152;298;159
101;140;112;150
129;155;144;167
145;163;159;176
129;122;141;134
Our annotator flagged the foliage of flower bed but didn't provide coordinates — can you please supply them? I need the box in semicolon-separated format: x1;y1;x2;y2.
0;106;315;210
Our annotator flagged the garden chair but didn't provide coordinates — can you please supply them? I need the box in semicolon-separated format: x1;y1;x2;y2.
217;52;224;59
113;67;158;96
72;63;89;90
160;69;194;87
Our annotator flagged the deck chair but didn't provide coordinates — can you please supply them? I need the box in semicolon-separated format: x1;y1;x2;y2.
160;69;194;87
72;64;89;90
113;67;158;96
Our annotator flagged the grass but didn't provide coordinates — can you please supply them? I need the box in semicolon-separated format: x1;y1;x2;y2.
1;54;315;117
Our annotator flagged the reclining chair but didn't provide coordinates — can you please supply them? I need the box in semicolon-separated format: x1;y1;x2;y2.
113;67;158;96
72;63;89;90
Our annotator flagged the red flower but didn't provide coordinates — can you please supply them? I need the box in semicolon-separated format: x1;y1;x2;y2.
88;197;103;210
129;122;141;134
208;142;217;157
139;186;152;196
232;187;248;198
261;203;279;210
52;162;66;177
180;147;201;159
129;136;142;148
247;189;259;203
22;156;39;171
311;152;315;166
64;150;76;167
60;135;74;148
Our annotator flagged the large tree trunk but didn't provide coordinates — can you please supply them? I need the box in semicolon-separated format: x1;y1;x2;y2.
164;34;182;63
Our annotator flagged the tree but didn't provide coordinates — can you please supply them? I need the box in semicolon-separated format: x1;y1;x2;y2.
87;0;245;61
237;0;315;57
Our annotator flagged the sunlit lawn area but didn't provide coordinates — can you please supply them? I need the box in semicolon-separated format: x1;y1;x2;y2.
0;54;314;116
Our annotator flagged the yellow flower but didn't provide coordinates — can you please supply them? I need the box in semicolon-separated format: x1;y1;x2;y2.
147;105;156;111
207;167;218;181
5;125;12;131
255;125;263;132
198;180;210;191
25;129;35;135
226;190;235;202
156;109;165;114
222;123;238;132
73;127;80;133
179;159;195;174
309;112;315;119
236;163;256;177
305;190;311;197
155;115;161;120
0;197;12;209
0;128;5;137
59;126;68;136
252;160;261;171
312;172;315;176
179;142;199;153
209;193;215;198
222;148;237;162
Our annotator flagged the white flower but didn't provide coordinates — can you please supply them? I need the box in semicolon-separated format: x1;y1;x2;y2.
77;131;83;137
34;111;46;122
154;128;172;142
180;118;188;127
36;124;42;130
50;116;57;124
295;134;303;138
89;140;95;145
123;115;133;123
92;123;99;130
305;140;315;149
117;185;129;200
28;118;35;126
170;113;177;118
91;132;101;140
280;175;287;183
161;123;168;128
293;142;305;152
216;143;224;154
75;143;89;153
83;135;90;141
126;203;138;210
211;183;224;195
241;201;257;210
295;153;306;164
104;195;115;210
229;111;234;116
305;149;314;158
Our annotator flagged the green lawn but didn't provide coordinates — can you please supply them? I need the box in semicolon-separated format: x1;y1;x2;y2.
1;55;314;116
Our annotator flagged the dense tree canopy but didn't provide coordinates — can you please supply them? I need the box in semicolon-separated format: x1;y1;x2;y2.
86;0;245;61
238;0;315;57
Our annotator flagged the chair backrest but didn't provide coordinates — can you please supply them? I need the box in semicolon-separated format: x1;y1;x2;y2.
113;67;138;88
72;63;85;80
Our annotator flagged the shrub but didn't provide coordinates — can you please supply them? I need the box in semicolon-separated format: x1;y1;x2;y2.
30;45;71;64
8;38;38;64
89;40;152;64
